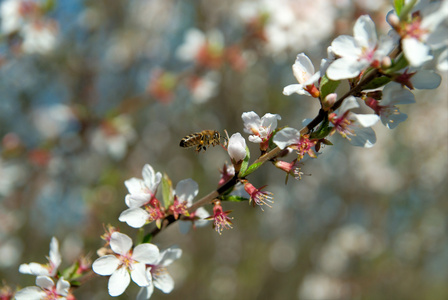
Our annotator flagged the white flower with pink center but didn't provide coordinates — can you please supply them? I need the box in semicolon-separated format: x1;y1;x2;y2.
92;232;160;297
283;53;321;97
327;15;395;80
124;164;162;208
366;82;415;129
393;0;448;67
119;164;163;228
242;111;281;147
15;276;70;300
137;246;183;300
169;178;198;219
329;96;380;148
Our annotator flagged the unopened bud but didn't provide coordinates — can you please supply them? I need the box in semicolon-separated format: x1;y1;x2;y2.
387;14;400;29
322;93;337;111
381;56;392;69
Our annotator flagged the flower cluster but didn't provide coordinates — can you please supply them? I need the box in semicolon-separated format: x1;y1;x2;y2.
10;1;446;299
15;237;74;300
274;5;444;161
0;0;58;54
92;232;181;299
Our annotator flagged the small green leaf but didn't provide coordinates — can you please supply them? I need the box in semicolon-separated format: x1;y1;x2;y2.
320;74;340;101
221;195;249;202
399;0;417;21
393;0;404;15
240;161;263;177
161;173;174;208
361;76;391;90
61;262;79;280
310;115;332;140
239;146;251;175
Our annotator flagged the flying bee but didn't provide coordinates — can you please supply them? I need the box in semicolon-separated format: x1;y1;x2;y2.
180;130;221;152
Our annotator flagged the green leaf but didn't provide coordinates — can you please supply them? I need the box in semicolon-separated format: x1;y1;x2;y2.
309;115;332;140
400;0;417;21
239;146;251;175
161;173;174;208
361;76;391;90
61;262;79;280
393;0;404;15
221;195;249;202
240;161;263;177
320;74;340;101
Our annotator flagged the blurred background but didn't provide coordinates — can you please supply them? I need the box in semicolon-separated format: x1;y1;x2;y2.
0;0;447;299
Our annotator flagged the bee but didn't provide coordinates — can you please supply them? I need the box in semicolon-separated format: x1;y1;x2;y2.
180;130;221;152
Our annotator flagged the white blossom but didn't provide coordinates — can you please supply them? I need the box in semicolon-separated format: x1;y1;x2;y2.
92;232;159;297
227;132;247;162
137;246;182;300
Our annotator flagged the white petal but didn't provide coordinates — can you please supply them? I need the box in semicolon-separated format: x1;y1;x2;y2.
56;277;71;296
381;110;408;129
228;133;247;161
338;96;359;115
260;113;281;133
154;272;175;293
119;208;149;228
283;84;306;96
14;287;45;300
331;35;361;58
326;58;364;80
175;178;199;205
133;244;160;264
273;127;300;149
354;15;377;49
437;48;448;71
352;113;380;127
193;207;210;228
292;53;315;83
110;232;133;255
125;178;145;194
36;276;55;290
125;193;151;208
241;111;261;134
349;127;377;148
49;237;61;271
248;135;262;143
402;38;433;67
92;255;120;275
19;263;49;276
381;82;415;106
411;70;441;89
142;164;162;193
137;284;155;300
108;268;131;297
158;246;182;267
131;262;150;286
